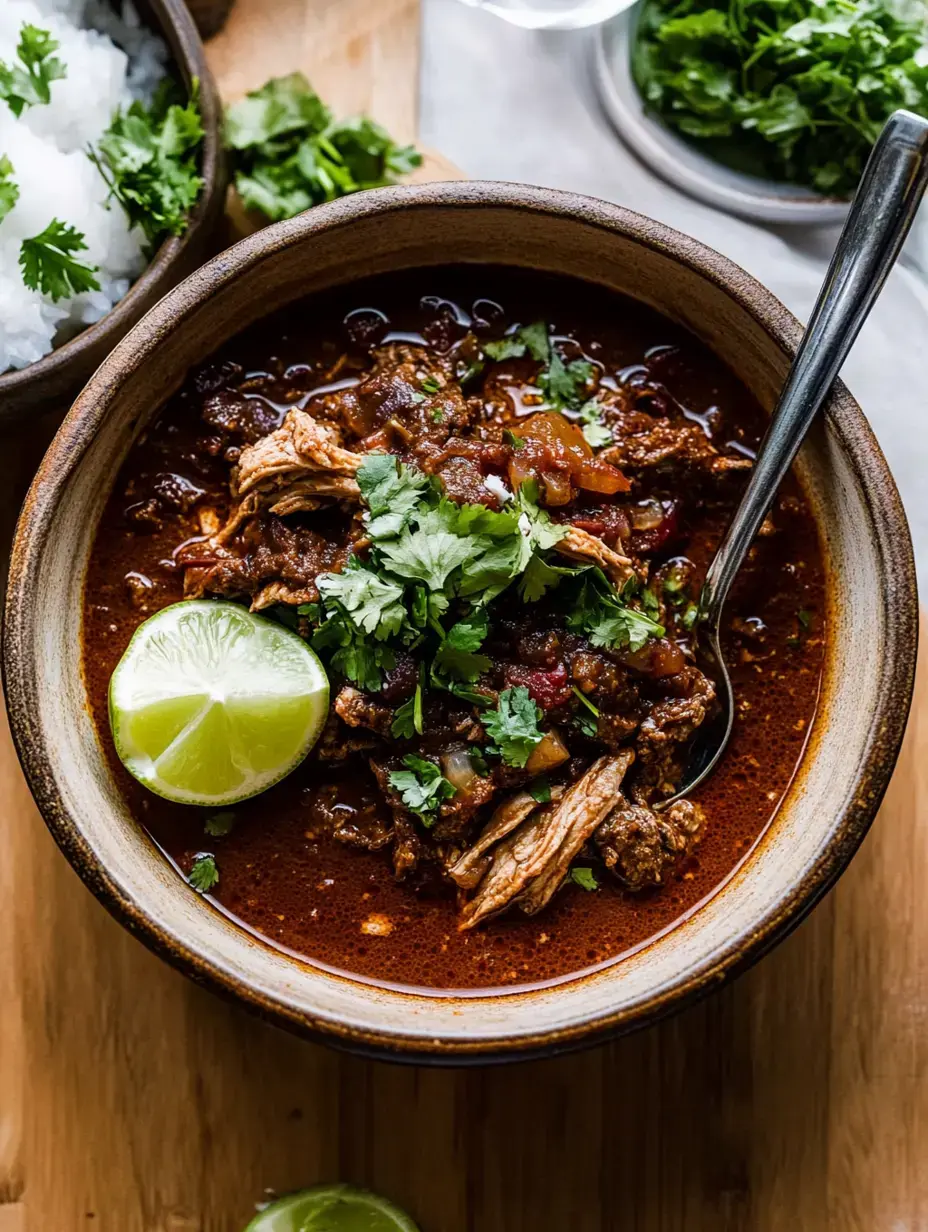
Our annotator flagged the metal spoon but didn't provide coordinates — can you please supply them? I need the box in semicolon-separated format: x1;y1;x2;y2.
664;109;928;806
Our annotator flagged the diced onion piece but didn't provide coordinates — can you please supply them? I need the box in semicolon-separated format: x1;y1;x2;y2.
541;471;572;506
525;727;570;774
441;746;478;792
630;499;666;530
576;460;630;494
622;637;685;678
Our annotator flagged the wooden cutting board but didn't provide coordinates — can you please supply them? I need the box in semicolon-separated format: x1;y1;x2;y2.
2;2;927;1228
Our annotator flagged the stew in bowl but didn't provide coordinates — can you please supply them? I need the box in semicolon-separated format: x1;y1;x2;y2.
4;184;915;1058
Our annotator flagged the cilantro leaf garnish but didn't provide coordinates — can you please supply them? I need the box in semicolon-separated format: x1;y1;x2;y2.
571;685;601;719
432;611;492;682
388;754;456;826
377;506;476;593
391;695;416;740
204;812;236;837
633;0;928;198
0;156;18;223
518;554;582;603
484;686;545;768
566;570;665;653
225;73;422;222
317;557;407;640
485;322;595;411
188;853;219;893
544;351;594;411
312;610;396;692
579;398;613;449
571;866;599;891
527;776;552;804
88;79;204;251
0;24;65;117
357;452;429;540
19;219;100;301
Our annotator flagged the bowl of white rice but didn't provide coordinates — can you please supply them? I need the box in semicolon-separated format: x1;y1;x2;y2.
0;0;225;424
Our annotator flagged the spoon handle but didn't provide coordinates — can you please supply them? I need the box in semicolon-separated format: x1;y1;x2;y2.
701;109;928;626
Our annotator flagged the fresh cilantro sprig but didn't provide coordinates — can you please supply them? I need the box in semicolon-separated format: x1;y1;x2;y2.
633;0;928;197
225;73;422;222
485;322;596;412
432;610;492;683
204;812;236;837
19;219;100;301
579;398;613;449
484;686;545;768
388;754;456;825
0;156;18;223
188;853;219;893
309;454;662;704
356;451;429;539
88;79;204;251
565;569;665;653
0;23;66;117
317;558;407;639
571;866;599;891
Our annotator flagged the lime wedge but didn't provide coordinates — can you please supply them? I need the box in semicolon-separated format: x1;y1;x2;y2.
244;1185;420;1232
109;600;329;806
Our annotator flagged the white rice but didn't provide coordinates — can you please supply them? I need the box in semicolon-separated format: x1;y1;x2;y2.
0;0;169;374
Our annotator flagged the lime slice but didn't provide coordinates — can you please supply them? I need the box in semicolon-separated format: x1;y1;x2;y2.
244;1185;420;1232
109;600;329;806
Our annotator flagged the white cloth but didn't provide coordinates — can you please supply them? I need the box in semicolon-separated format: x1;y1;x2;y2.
421;0;928;592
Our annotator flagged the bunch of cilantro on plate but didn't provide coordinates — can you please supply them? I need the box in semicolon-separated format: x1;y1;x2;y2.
633;0;928;197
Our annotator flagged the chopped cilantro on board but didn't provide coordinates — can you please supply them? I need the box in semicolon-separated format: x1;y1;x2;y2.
225;73;422;222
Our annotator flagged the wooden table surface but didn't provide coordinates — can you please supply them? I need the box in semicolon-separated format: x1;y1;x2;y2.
1;2;927;1229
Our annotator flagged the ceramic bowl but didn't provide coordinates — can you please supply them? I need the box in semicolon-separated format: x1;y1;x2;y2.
3;182;917;1062
0;0;227;427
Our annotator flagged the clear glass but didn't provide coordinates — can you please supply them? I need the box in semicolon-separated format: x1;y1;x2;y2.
454;0;639;30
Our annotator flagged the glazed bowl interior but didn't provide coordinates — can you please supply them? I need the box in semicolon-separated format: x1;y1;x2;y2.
4;184;916;1060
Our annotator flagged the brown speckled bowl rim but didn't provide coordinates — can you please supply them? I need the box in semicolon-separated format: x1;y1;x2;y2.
0;0;226;423
3;182;918;1064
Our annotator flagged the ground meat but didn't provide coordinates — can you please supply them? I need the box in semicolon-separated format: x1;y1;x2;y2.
595;797;705;889
202;389;284;444
599;388;751;476
334;686;394;738
307;782;392;852
335;344;474;444
634;668;716;802
369;757;426;879
436;456;503;508
433;774;497;842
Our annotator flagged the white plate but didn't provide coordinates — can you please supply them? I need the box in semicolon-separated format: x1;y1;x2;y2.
594;8;851;227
